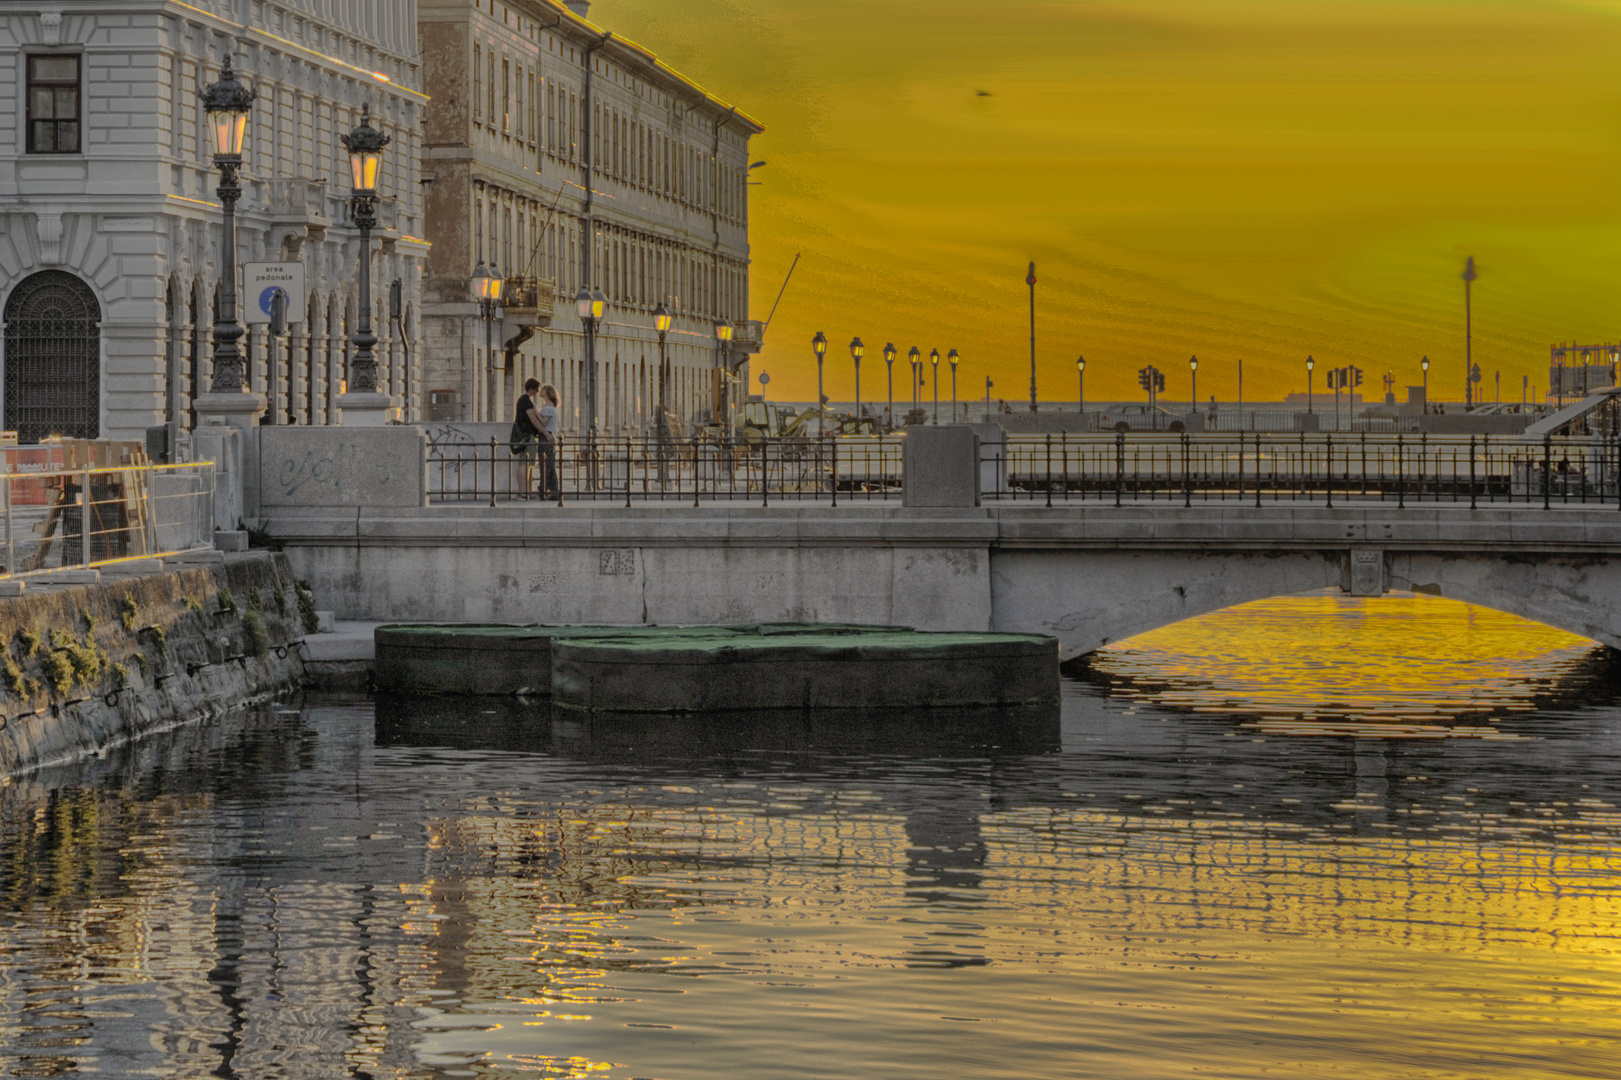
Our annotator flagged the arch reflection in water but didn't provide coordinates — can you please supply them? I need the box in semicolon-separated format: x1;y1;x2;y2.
1082;590;1615;735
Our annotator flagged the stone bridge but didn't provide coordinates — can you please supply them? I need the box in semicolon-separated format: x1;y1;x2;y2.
265;502;1621;659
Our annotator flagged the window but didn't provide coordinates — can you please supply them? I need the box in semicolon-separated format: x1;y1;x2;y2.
515;65;524;140
473;46;482;122
27;55;80;154
502;58;510;134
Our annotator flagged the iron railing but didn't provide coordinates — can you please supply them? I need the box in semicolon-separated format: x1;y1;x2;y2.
2;461;216;577
427;434;906;505
422;430;1621;509
986;432;1621;508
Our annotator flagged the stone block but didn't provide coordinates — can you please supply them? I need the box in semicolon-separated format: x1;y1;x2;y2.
41;569;101;585
316;611;336;633
99;558;165;577
215;529;249;552
259;426;428;508
163;549;224;566
0;581;26;597
903;425;981;508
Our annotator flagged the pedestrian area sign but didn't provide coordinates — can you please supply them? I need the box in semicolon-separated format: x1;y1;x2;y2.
241;263;306;325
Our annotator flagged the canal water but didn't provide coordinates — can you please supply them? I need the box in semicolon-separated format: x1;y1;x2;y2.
4;593;1621;1078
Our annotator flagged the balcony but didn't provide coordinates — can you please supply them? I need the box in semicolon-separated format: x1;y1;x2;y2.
732;318;765;354
502;276;555;329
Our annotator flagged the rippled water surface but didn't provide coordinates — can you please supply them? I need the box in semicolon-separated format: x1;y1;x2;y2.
5;595;1621;1078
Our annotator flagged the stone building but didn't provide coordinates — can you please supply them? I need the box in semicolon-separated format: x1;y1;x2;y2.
417;0;763;430
0;0;427;445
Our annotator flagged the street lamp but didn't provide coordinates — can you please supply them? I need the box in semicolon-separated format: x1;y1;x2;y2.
199;55;256;393
908;346;921;418
341;105;390;397
1189;355;1198;420
1306;355;1315;415
1421;354;1430;410
849;337;864;427
948;348;959;422
472;262;503;421
883;342;896;432
812;331;827;411
576;284;604;433
930;347;941;424
715;320;734;432
653;301;672;483
1076;354;1086;417
653;302;672;418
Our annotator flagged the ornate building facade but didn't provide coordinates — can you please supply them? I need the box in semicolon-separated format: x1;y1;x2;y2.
417;0;763;429
0;0;427;445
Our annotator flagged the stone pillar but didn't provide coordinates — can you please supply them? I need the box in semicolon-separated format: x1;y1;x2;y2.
903;425;982;508
337;389;397;425
193;390;267;435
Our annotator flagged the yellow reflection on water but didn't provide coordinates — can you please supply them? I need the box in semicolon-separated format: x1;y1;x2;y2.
1090;591;1603;731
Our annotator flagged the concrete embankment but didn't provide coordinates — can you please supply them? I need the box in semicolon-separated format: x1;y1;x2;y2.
0;552;310;777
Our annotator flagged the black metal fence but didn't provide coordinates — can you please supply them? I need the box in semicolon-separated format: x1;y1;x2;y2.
427;433;906;505
987;431;1621;508
424;431;1621;509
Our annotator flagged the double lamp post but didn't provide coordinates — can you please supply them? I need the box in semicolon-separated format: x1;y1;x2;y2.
201;56;396;426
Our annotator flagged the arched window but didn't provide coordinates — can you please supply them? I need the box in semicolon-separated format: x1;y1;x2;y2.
3;270;100;442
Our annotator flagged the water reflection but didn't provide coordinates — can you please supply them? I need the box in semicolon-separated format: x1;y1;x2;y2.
2;599;1621;1077
1084;591;1613;734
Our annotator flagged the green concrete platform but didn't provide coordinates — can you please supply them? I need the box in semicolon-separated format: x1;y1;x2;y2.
372;622;910;697
550;630;1059;713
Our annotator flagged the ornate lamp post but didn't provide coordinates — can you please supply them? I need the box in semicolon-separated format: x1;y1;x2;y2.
472;262;504;421
653;301;672;484
1189;355;1198;424
1421;354;1430;409
883;342;896;432
1306;355;1315;415
342;107;388;393
811;331;827;411
1076;354;1086;417
908;346;921;418
930;348;941;424
948;349;959;422
337;105;394;424
653;302;672;419
198;56;258;417
715;320;734;433
849;337;864;426
576;285;605;433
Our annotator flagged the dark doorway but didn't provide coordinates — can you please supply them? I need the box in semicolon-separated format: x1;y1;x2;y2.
3;270;100;442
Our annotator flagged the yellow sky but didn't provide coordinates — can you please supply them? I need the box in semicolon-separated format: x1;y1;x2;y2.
610;0;1621;405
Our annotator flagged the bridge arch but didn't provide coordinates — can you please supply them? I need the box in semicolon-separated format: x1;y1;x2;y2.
990;548;1620;661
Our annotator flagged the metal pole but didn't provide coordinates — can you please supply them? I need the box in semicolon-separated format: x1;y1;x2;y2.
932;364;939;425
210;159;246;391
886;358;893;432
484;305;495;422
350;194;379;392
3;469;13;576
83;464;93;567
1463;256;1475;408
854;356;861;428
1026;262;1038;413
1469;434;1477;509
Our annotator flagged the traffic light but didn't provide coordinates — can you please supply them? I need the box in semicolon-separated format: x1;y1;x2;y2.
1154;372;1165;392
1138;367;1152;392
1352;366;1363;388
